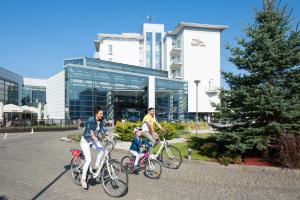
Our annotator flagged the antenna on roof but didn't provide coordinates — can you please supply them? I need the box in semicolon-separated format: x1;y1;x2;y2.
146;15;154;23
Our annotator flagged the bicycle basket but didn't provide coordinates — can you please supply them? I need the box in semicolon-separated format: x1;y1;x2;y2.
70;149;81;157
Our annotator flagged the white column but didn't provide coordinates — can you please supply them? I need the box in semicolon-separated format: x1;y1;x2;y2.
148;76;155;108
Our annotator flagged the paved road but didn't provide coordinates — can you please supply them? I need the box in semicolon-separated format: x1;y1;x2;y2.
0;131;299;200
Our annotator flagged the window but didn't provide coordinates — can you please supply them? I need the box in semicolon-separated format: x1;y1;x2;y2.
108;45;113;55
155;33;162;70
146;32;152;68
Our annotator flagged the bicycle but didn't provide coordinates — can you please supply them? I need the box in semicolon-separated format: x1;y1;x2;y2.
69;139;128;197
121;145;162;179
152;132;182;169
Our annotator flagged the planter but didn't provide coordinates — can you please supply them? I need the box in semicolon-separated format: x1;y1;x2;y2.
242;156;275;167
0;126;77;133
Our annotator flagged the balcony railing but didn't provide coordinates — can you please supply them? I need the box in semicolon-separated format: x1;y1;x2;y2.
170;59;182;69
205;85;218;94
170;46;181;55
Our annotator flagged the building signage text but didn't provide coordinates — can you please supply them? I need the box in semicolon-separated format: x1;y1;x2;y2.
191;39;206;47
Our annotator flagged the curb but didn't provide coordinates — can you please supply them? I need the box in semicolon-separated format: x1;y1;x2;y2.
60;137;72;142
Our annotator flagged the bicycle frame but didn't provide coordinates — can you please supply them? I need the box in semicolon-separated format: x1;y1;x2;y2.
130;151;151;166
152;136;167;159
72;140;117;180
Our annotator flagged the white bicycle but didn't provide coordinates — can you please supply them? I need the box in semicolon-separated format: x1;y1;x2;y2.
152;133;182;169
69;138;128;197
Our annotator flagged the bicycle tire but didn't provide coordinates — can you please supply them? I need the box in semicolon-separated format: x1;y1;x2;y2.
144;159;162;179
121;156;133;174
160;145;182;169
70;157;84;186
101;160;128;197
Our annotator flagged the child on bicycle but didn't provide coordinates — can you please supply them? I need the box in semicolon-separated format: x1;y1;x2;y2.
129;127;151;174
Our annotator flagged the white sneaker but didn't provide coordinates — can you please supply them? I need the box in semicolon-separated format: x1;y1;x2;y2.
150;154;157;160
81;179;87;189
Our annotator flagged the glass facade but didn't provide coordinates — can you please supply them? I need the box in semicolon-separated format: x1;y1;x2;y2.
21;86;46;107
155;78;188;122
64;58;188;122
85;58;167;77
65;66;148;122
0;78;18;105
108;45;113;55
146;32;153;68
155;33;162;70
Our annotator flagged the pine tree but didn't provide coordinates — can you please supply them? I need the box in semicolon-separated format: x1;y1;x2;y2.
216;0;300;154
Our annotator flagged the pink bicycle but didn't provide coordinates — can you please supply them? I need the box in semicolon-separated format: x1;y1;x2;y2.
121;148;162;179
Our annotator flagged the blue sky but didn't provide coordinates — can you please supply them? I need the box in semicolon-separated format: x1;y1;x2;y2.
0;0;299;86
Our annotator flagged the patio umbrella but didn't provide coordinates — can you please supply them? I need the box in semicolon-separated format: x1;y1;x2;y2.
37;103;42;123
0;102;3;124
21;105;32;113
21;105;38;124
3;104;23;113
43;103;48;120
21;105;38;113
3;104;23;122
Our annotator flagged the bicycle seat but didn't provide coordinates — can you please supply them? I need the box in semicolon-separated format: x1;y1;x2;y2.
70;149;81;157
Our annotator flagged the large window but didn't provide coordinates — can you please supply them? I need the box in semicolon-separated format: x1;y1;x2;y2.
146;32;152;68
0;78;18;105
155;33;162;70
155;78;187;121
108;45;113;55
22;86;46;107
66;66;148;122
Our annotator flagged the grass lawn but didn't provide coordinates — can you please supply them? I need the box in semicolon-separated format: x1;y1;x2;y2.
180;132;212;139
153;141;213;161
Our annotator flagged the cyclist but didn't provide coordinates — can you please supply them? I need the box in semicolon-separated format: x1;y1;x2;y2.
80;106;110;189
129;127;151;174
141;107;165;146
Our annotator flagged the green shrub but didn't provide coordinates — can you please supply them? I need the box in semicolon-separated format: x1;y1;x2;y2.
68;132;82;142
188;134;242;165
114;121;142;141
185;121;208;130
114;121;187;141
155;121;187;140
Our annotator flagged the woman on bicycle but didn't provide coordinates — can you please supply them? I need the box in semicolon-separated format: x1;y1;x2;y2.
80;106;109;189
129;127;151;174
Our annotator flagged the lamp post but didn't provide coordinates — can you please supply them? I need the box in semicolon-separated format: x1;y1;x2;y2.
194;80;201;137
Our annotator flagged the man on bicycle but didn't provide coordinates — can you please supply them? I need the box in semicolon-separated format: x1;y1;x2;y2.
80;106;110;189
141;107;165;146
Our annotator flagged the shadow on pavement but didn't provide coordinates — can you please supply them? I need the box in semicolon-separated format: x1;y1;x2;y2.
31;165;70;200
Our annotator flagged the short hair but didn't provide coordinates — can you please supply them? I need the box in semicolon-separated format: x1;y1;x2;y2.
148;107;155;111
94;106;103;114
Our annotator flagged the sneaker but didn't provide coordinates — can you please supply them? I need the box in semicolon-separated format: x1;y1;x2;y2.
81;179;87;189
133;165;139;175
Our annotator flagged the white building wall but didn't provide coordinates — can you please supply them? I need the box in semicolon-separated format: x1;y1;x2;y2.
23;77;47;87
98;39;141;66
182;28;221;113
164;35;173;75
148;76;155;108
46;71;65;119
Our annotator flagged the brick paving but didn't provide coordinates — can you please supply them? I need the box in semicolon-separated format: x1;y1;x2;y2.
0;131;299;200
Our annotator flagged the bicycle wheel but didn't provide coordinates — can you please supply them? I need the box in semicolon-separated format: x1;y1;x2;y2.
144;159;162;179
70;157;84;186
101;160;128;197
161;145;182;169
121;156;133;174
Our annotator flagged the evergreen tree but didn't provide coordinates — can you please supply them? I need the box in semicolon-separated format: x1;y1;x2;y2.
215;0;300;154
